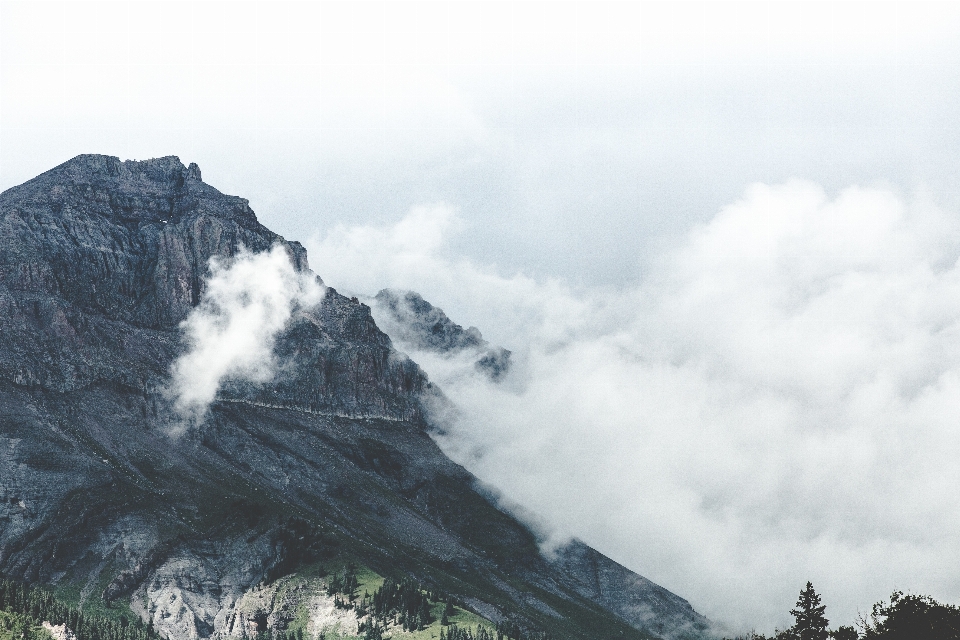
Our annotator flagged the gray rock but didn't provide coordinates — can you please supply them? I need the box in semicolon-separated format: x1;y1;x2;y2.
548;539;712;640
0;155;710;640
372;289;512;381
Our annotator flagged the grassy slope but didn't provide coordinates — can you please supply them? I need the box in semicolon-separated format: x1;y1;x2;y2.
261;563;507;640
260;555;657;640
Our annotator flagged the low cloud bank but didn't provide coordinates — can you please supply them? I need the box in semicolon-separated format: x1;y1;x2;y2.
167;245;323;431
308;183;960;633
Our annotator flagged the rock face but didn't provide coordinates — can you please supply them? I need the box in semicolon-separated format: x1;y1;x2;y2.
42;620;78;640
548;540;711;640
0;154;425;420
0;155;711;640
371;289;512;381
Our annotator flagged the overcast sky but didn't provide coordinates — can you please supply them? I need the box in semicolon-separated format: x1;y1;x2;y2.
5;1;960;634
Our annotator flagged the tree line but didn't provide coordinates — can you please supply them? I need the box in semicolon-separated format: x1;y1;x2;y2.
441;623;555;640
1;609;51;640
1;566;558;640
0;579;162;640
322;566;553;640
729;581;960;640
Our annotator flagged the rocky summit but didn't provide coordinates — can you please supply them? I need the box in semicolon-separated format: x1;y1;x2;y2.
369;290;512;382
0;155;711;640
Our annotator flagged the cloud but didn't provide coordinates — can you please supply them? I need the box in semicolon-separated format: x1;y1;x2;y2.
166;245;324;431
309;204;613;350
307;183;960;633
11;4;960;294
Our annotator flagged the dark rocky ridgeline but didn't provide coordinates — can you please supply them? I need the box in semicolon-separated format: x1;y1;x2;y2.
548;540;711;639
0;155;710;640
0;154;426;419
371;289;512;381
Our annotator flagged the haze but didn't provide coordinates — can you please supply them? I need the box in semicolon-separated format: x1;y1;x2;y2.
4;1;960;634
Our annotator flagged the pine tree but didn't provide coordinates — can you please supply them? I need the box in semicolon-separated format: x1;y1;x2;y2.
829;626;857;640
790;582;829;640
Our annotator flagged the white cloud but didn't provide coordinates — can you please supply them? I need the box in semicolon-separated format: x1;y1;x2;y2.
309;204;595;348
166;245;324;431
6;1;960;633
307;183;960;633
7;3;960;292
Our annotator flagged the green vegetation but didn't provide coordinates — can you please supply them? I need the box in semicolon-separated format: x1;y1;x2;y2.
0;610;53;640
727;582;960;640
789;582;829;640
860;591;960;639
319;565;554;640
0;579;160;640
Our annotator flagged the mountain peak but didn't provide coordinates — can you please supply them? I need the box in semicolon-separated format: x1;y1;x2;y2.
0;155;309;390
6;154;246;227
373;289;486;353
0;157;710;640
54;153;201;182
371;288;512;381
47;153;200;190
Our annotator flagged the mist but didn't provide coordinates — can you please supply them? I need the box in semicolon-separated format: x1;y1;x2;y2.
167;245;324;430
309;183;960;633
7;3;960;289
6;1;960;635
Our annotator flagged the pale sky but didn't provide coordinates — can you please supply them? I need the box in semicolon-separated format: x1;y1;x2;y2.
5;2;960;634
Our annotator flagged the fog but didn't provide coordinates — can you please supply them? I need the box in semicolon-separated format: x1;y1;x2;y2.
6;3;960;289
167;245;323;431
5;1;960;633
310;184;960;632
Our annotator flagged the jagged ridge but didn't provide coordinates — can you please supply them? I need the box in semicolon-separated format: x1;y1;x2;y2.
371;289;512;382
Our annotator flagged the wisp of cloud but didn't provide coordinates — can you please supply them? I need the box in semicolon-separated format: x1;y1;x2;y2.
308;184;960;633
167;244;324;431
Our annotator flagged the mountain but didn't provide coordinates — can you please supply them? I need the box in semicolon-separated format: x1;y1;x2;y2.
368;289;511;382
0;155;711;640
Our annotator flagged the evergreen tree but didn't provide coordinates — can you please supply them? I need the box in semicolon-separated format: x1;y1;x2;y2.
829;626;858;640
0;578;163;640
790;582;829;640
861;591;960;639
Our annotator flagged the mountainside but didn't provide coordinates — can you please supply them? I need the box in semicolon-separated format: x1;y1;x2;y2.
0;155;711;640
368;290;511;382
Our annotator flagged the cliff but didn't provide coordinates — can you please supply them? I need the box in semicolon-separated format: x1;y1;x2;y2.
370;289;511;381
0;155;710;640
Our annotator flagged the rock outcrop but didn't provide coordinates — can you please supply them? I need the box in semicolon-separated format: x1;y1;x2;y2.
0;154;428;419
42;621;78;640
0;155;710;640
548;540;711;640
371;289;512;381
